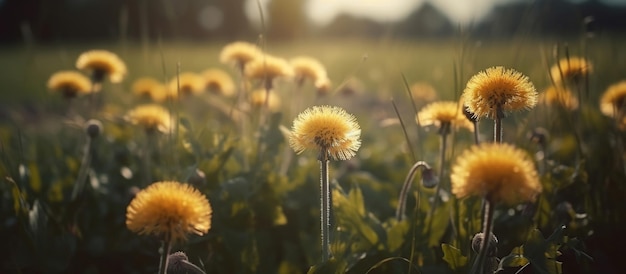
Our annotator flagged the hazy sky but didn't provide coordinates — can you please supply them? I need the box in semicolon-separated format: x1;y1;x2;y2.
245;0;626;26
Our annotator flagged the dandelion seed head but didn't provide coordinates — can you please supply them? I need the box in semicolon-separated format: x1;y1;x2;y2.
463;66;537;120
450;143;541;205
126;181;212;243
289;105;361;161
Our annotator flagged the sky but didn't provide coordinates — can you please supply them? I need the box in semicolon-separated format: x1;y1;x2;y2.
245;0;626;27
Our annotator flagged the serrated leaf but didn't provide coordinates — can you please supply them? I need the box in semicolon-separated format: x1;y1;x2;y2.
441;243;468;271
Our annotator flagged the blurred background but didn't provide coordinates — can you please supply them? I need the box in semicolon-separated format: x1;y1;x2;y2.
1;0;625;43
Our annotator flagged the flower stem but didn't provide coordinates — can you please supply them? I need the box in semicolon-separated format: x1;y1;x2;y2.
472;121;480;145
319;148;331;262
426;124;449;235
494;111;503;143
470;199;494;274
71;137;93;201
396;161;429;221
158;238;173;274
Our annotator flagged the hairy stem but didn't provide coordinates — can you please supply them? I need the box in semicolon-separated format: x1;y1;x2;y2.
319;148;331;262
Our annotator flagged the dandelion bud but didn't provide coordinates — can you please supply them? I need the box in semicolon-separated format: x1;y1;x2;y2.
168;251;206;274
471;232;498;257
85;119;103;139
421;167;438;189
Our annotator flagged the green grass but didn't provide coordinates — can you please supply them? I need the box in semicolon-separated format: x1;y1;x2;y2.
1;36;625;273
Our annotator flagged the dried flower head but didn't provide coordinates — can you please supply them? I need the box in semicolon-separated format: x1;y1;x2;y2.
600;81;626;117
540;86;579;110
417;101;474;132
249;89;281;111
132;77;167;102
219;41;262;70
126;181;212;243
76;50;127;83
463;66;537;120
168;72;205;96
410;82;438;104
450;143;542;205
126;104;172;133
550;57;592;84
201;69;236;97
47;71;92;98
289;105;361;161
289;56;328;86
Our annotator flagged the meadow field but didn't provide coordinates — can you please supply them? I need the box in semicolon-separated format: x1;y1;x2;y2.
1;35;626;273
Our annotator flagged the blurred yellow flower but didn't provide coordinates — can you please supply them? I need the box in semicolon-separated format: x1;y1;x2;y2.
245;55;293;84
76;49;127;83
550;57;592;84
540;86;579;110
219;41;262;70
201;69;236;97
289;56;328;86
417;101;473;131
463;66;537;120
450;143;541;205
168;72;205;96
314;78;333;95
47;71;92;98
249;89;281;111
600;81;626;117
289;105;361;161
131;77;167;102
126;104;172;133
410;82;438;104
126;181;212;243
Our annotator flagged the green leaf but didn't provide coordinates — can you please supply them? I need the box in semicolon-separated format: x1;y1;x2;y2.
441;243;468;271
348;184;366;216
307;258;347;274
385;219;409;252
499;246;529;269
523;227;565;274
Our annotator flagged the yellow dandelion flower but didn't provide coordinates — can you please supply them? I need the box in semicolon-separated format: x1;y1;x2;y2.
600;81;626;117
132;77;167;102
249;89;281;111
410;82;438;103
126;181;212;243
201;69;236;97
245;54;294;82
167;72;205;96
126;104;172;133
47;71;92;98
289;105;361;161
463;66;537;120
540;86;579;110
417;101;474;131
219;41;262;70
450;143;541;205
289;56;328;85
550;57;592;84
76;49;127;83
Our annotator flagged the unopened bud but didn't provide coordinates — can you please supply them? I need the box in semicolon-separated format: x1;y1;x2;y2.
85;119;103;139
421;167;438;189
471;232;498;257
